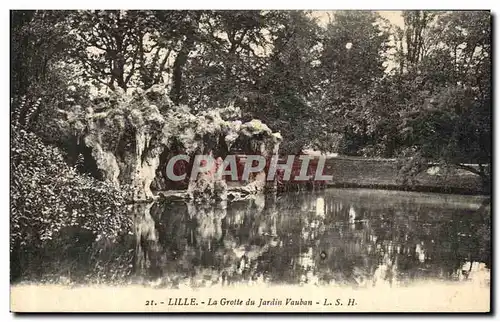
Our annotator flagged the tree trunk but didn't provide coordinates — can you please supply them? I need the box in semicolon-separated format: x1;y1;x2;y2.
170;34;196;105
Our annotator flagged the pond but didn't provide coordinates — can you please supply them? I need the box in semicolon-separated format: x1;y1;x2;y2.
12;188;491;289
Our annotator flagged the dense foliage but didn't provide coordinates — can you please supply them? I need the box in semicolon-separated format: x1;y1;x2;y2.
10;127;132;253
9;9;491;283
11;10;490;163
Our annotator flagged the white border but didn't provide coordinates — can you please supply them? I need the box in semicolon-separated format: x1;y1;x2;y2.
1;1;498;321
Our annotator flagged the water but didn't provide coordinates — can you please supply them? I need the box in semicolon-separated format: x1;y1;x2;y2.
13;188;491;289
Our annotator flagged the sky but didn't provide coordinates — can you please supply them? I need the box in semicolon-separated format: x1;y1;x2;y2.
311;10;404;28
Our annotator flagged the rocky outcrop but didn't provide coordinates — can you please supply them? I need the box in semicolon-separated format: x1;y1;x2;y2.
238;120;282;193
62;87;169;201
62;87;281;202
185;120;282;202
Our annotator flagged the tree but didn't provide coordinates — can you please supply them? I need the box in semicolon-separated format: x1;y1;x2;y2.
390;11;491;190
11;10;72;98
393;11;438;74
10;10;93;144
67;10;163;91
180;10;272;110
316;11;391;155
238;11;323;153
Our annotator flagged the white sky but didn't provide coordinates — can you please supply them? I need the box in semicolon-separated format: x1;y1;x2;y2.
311;10;404;28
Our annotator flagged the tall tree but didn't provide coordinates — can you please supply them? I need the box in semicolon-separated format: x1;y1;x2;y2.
317;11;391;155
393;11;438;74
181;10;271;110
254;11;322;154
390;11;491;190
68;10;163;91
11;10;72;98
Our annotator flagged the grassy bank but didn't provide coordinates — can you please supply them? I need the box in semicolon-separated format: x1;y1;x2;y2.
322;156;485;195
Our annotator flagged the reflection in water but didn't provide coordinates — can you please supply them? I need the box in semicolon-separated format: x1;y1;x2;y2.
132;202;162;277
127;189;490;289
14;189;491;289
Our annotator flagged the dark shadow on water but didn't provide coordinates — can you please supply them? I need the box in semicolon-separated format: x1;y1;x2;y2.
11;189;491;288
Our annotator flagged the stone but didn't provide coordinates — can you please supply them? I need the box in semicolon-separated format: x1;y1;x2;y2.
64;87;282;202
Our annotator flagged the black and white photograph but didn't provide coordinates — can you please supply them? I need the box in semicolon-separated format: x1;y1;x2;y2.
9;9;492;312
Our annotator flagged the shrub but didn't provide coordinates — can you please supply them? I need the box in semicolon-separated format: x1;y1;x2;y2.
10;127;132;253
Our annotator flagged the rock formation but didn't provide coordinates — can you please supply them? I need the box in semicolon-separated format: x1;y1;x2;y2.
60;86;281;202
63;87;168;201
